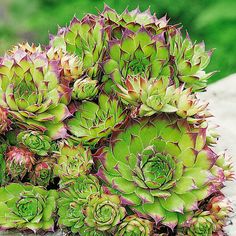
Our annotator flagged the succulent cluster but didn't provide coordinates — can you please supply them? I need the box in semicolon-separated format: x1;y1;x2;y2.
0;5;234;236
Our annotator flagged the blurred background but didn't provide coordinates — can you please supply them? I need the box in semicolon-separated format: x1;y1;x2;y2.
0;0;236;83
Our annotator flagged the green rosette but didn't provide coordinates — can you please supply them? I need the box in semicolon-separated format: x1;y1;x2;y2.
115;215;153;236
0;183;58;232
58;175;101;233
84;194;126;232
17;131;51;156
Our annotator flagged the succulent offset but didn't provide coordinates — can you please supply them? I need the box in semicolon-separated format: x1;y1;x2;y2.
50;14;109;80
58;175;101;233
0;5;233;236
0;47;71;139
0;183;58;232
168;28;215;92
6;146;35;181
102;27;172;93
206;192;233;231
30;157;55;187
115;215;153;235
67;93;126;146
84;194;126;231
17;130;52;156
53;142;93;185
72;77;98;100
186;211;215;236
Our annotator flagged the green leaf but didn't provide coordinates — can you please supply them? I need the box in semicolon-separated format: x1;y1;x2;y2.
178;133;195;151
103;59;119;74
5;84;18;110
48;104;70;122
45;122;67;140
5;183;25;196
159;193;184;213
135;30;152;47
110;43;121;61
65;30;76;45
179;192;198;211
135;188;154;204
0;203;9;216
178;148;196;167
184;168;210;187
113;177;137;194
112;139;130;162
157;46;169;60
164;142;181;156
194;149;214;169
173;177;196;194
142;199;165;223
192;185;212;201
121;36;136;53
0;188;13;202
161;211;178;230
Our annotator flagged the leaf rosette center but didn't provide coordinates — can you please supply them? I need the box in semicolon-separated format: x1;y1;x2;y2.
137;150;175;190
16;197;41;221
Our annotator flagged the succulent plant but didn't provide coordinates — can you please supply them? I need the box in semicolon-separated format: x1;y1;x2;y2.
50;15;109;80
58;175;101;233
10;42;83;83
72;77;98;100
101;5;168;37
46;46;83;83
95;114;219;229
8;42;42;55
103;28;171;88
0;106;11;134
54;143;93;184
7;42;42;55
17;131;51;156
67;93;126;146
168;28;215;92
30;157;55;187
206;124;220;146
116;75;209;119
115;215;153;236
0;5;233;236
206;192;233;231
58;200;85;234
102;6;215;93
0;47;71;139
84;194;126;232
116;75;177;117
186;211;214;236
171;86;209;123
60;175;101;203
0;183;58;232
6;146;35;180
210;153;234;189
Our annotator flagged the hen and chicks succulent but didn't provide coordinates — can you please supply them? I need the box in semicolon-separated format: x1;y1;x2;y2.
0;5;233;236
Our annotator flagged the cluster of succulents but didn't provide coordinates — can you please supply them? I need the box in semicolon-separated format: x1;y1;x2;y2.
0;5;234;236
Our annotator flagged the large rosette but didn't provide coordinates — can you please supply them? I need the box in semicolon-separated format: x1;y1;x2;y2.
95;114;218;229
